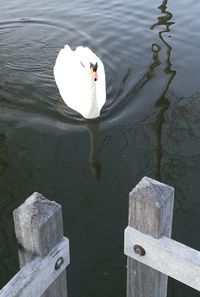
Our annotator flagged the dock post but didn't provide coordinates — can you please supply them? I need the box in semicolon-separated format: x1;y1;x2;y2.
13;192;68;297
126;177;174;297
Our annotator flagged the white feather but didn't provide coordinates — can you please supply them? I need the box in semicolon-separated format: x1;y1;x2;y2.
54;45;106;119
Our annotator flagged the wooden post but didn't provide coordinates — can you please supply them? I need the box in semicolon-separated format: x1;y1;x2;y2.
13;192;68;297
126;177;174;297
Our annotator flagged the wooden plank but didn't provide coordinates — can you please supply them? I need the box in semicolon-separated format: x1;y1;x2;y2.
13;192;68;297
126;177;174;297
0;238;69;297
125;227;200;292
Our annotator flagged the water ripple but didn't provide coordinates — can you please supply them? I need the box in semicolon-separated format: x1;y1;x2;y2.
0;0;199;128
0;0;162;125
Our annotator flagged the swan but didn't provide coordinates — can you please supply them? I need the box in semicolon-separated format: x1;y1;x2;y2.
54;45;106;119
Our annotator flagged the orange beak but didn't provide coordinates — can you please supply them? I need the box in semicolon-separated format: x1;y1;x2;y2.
92;71;98;81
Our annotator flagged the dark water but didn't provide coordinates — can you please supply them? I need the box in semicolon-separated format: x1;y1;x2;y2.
1;0;200;296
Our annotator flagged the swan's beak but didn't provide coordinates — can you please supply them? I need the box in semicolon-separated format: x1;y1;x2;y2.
93;71;98;81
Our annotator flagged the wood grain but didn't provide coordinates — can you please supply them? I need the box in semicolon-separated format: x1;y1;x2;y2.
13;192;68;297
125;227;200;292
0;238;69;297
126;177;174;297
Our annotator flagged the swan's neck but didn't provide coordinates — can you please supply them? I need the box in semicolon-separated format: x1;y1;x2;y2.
84;77;99;118
87;77;96;101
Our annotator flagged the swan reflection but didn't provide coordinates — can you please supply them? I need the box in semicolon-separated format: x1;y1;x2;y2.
86;119;101;179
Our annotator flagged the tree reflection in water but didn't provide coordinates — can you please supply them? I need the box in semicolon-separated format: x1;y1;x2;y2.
150;0;176;181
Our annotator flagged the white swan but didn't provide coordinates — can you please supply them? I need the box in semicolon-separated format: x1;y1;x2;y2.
54;45;106;119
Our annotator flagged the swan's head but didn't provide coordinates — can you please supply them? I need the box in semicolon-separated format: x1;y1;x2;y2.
89;62;98;81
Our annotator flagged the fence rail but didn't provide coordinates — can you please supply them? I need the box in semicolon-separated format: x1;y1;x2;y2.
0;238;69;297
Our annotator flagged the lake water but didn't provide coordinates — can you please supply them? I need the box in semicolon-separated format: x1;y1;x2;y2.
1;0;200;296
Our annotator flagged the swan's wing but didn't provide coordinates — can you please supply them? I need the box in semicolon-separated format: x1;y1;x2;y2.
54;45;86;110
54;45;74;83
54;47;72;97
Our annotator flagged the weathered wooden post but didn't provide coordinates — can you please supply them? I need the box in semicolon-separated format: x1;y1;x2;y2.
13;192;68;297
125;177;174;297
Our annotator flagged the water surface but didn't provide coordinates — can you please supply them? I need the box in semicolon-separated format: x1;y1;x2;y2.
1;0;200;296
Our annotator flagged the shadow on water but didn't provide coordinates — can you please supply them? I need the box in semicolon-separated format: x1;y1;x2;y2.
104;0;176;186
150;0;176;181
108;1;175;124
86;119;102;179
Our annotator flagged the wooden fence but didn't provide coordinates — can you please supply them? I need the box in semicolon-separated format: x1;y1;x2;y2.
0;177;200;296
124;176;200;297
0;192;70;297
